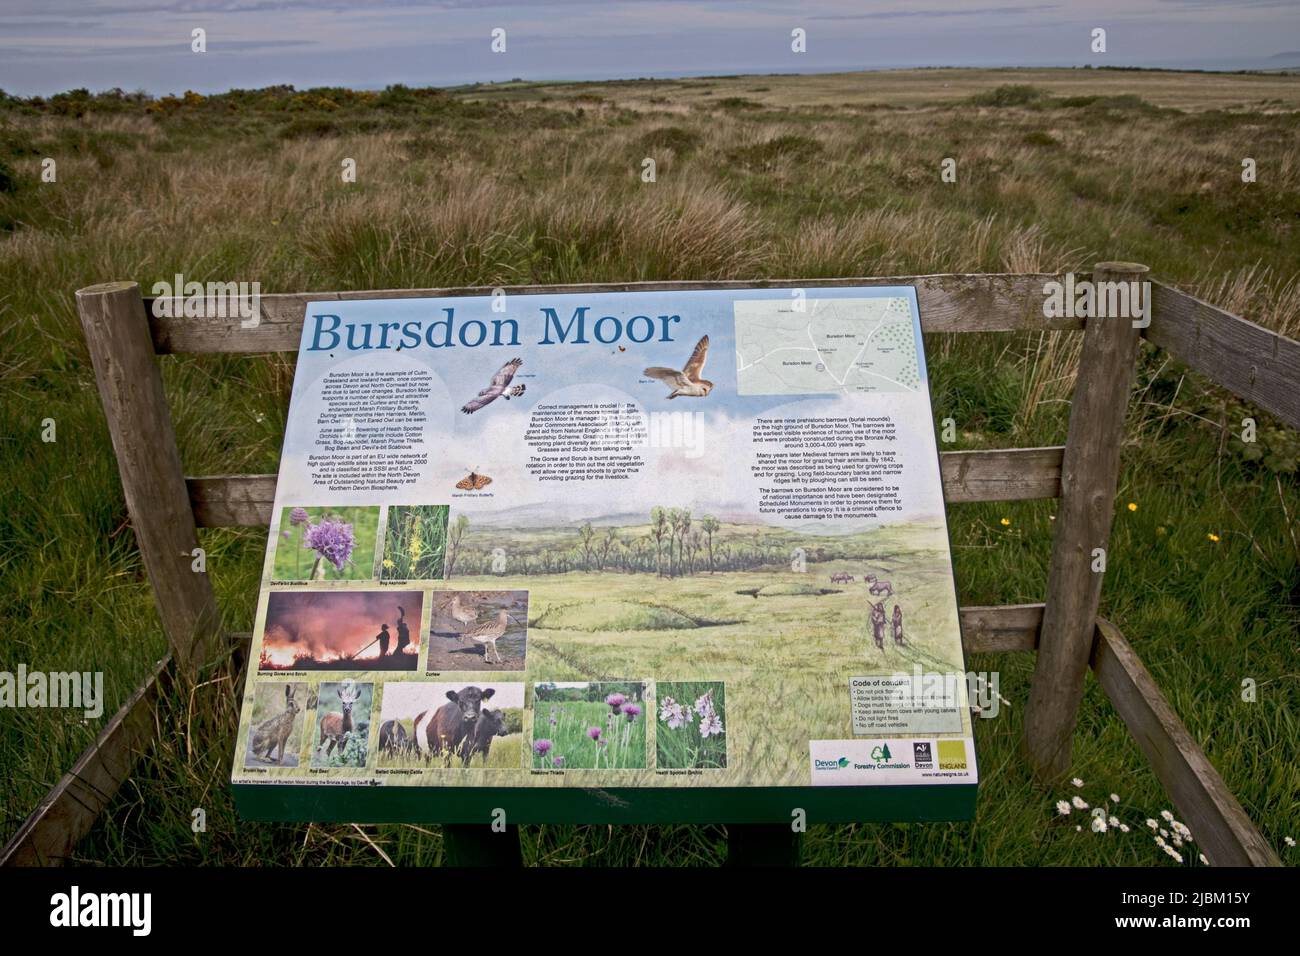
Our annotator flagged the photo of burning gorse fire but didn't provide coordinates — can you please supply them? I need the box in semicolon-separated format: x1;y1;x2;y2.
258;591;422;671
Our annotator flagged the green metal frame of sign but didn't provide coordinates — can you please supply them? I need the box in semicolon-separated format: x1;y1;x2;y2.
232;782;977;824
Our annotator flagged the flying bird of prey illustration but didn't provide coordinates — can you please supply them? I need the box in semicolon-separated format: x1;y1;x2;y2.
460;358;525;414
643;335;713;399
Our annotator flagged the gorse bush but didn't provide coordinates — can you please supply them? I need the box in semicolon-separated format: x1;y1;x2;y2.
967;84;1046;107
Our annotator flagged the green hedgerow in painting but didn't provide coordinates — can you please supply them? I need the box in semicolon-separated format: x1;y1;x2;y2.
272;506;378;581
656;681;727;769
379;505;450;580
533;683;647;770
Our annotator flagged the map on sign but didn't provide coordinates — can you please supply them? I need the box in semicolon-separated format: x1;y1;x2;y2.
733;296;921;396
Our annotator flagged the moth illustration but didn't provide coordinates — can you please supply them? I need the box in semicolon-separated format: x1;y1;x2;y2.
456;471;493;491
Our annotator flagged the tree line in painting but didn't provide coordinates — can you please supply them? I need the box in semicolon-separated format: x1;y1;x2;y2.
450;507;853;577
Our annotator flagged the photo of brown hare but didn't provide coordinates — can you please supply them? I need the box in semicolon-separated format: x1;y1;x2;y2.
248;684;302;766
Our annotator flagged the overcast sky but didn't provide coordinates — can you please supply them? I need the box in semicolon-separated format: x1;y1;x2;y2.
1;0;1297;96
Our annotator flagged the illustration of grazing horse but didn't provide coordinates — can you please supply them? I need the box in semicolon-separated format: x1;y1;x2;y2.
865;574;894;598
892;604;905;646
830;572;855;584
870;601;887;651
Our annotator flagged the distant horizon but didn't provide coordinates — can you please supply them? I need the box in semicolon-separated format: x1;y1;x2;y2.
2;0;1297;98
8;60;1300;100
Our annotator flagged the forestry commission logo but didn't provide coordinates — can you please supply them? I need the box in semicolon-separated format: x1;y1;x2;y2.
870;743;893;764
912;742;933;769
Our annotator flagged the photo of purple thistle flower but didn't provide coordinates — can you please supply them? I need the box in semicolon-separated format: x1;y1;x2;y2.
606;692;626;714
587;726;602;741
281;530;291;540
533;739;552;756
553;755;565;767
624;703;641;722
304;518;355;571
289;507;311;527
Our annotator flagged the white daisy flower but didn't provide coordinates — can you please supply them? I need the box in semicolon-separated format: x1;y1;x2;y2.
1072;777;1084;788
1072;796;1089;810
1056;800;1072;816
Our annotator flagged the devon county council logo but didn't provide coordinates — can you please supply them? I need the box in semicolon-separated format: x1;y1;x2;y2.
813;756;850;771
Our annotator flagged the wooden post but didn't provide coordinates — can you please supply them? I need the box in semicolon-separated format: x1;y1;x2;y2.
77;282;221;676
1024;262;1147;781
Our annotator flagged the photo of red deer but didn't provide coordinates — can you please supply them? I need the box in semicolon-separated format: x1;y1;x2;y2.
258;591;422;671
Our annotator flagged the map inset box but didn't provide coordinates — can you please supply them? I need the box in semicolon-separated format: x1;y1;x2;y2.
734;296;921;396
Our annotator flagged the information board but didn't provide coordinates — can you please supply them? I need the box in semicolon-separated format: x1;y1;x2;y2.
231;287;978;823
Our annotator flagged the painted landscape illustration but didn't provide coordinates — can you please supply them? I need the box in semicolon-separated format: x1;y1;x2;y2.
444;507;964;786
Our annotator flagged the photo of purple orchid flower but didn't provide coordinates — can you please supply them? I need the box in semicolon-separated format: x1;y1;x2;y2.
656;681;727;769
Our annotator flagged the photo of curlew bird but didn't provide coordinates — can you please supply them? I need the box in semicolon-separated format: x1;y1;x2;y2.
460;357;525;414
448;592;477;642
643;335;713;398
462;608;516;665
427;590;529;671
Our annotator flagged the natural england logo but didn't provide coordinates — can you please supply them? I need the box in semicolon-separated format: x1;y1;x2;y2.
0;665;103;719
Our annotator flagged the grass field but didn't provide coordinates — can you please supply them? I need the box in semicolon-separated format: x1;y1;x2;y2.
1;67;1298;865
